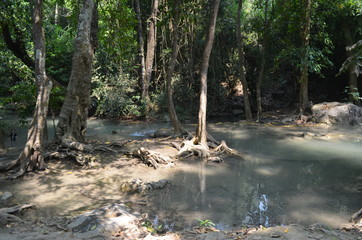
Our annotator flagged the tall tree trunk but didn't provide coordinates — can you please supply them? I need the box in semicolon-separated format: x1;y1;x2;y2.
237;0;252;121
344;25;360;105
142;0;159;106
194;0;221;147
10;0;53;176
166;0;184;134
134;0;146;91
298;0;311;114
56;0;95;143
256;0;270;122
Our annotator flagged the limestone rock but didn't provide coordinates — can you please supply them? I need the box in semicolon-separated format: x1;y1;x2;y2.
311;102;362;125
68;203;143;239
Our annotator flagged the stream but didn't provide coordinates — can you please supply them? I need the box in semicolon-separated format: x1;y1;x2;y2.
1;115;362;231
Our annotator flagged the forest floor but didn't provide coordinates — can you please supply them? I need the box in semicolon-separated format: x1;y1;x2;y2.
0;117;361;239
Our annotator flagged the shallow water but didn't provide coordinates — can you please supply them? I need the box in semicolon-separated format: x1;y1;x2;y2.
147;123;362;230
1;116;362;230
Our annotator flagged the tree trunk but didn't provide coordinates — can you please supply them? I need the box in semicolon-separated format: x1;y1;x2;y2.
11;0;53;176
344;25;360;105
166;0;184;134
256;0;270;122
142;0;159;106
134;0;146;92
56;0;95;143
237;0;252;121
298;0;311;114
194;0;221;147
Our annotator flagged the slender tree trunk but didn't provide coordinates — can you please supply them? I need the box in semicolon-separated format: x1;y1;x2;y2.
11;0;53;176
298;0;311;113
166;0;184;134
344;26;360;105
56;0;95;143
194;0;221;147
142;0;159;105
237;0;252;121
256;1;269;122
134;0;146;90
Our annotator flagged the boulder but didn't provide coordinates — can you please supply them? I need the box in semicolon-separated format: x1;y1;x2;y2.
68;203;144;239
311;102;362;125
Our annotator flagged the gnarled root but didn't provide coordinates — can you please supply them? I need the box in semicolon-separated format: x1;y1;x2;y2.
350;208;362;223
133;147;174;169
177;140;210;158
0;203;35;223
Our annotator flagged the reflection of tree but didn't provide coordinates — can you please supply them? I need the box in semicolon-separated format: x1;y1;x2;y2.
199;162;206;209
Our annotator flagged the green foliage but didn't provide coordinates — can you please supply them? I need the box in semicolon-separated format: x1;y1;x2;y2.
92;58;143;118
197;219;216;228
141;220;164;234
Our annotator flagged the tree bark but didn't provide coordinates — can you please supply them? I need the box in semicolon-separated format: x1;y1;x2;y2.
10;0;53;176
237;0;252;121
166;0;185;134
256;0;270;122
134;0;146;92
142;0;159;106
194;0;221;147
56;0;95;143
344;25;360;105
298;0;311;114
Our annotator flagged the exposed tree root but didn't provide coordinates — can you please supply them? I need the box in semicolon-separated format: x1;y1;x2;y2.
44;150;95;166
60;138;92;152
176;132;244;161
0;203;35;223
177;140;210;158
133;147;174;169
351;208;362;223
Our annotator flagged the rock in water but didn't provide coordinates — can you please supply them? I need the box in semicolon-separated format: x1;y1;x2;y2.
311;102;362;125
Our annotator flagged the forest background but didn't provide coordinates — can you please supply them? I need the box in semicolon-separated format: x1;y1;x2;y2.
0;0;361;142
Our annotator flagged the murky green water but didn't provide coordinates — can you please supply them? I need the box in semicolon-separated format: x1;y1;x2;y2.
2;115;362;230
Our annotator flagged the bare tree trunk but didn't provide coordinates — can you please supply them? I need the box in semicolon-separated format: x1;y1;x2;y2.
256;0;270;122
56;0;95;143
166;0;184;134
237;0;252;121
134;0;146;91
298;0;311;114
194;0;221;147
344;25;360;105
9;0;53;176
142;0;159;106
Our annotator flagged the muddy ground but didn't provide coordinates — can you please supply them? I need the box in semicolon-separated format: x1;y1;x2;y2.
0;125;361;239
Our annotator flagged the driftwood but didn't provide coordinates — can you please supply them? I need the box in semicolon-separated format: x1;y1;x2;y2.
133;147;173;169
0;203;35;223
